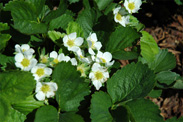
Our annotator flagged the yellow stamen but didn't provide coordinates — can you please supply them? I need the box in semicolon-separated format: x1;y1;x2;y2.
100;58;106;63
36;68;45;77
95;71;104;80
67;39;75;47
41;84;50;93
21;58;30;67
128;2;135;10
53;59;59;64
116;13;122;21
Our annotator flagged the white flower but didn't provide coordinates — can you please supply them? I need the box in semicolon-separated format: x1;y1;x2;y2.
89;63;109;90
70;58;77;66
15;53;37;71
50;51;70;66
113;7;129;27
63;32;83;52
35;82;58;101
87;33;102;55
31;64;52;82
76;49;91;64
124;0;142;13
96;51;114;67
15;44;35;56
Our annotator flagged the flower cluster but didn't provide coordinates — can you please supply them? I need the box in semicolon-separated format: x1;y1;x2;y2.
14;44;58;101
113;0;142;27
14;32;114;97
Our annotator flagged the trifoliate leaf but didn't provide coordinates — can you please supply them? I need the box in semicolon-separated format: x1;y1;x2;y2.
52;62;90;112
90;91;113;122
107;62;156;103
126;99;163;122
140;31;159;62
34;105;58;122
0;71;36;103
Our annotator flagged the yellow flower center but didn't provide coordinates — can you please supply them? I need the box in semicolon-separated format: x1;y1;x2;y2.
36;68;45;77
77;67;84;74
100;58;106;63
41;84;50;93
91;41;95;49
21;58;30;67
116;13;122;21
67;39;75;47
95;71;104;80
128;2;135;10
53;59;59;64
80;55;84;59
22;49;26;52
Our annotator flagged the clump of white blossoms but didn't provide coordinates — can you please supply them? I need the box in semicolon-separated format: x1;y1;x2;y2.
49;51;70;66
89;63;109;90
124;0;142;13
75;48;91;64
35;82;58;101
63;32;83;52
113;6;129;27
87;33;102;55
31;64;52;82
15;53;37;71
15;44;35;56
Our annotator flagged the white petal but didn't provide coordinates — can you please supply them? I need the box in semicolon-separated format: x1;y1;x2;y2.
15;44;21;53
113;7;121;15
70;46;79;52
75;37;83;46
63;35;68;43
106;60;115;67
96;51;103;58
50;51;58;59
91;33;97;42
15;62;22;69
88;48;95;55
46;91;55;98
94;42;102;50
92;63;100;71
57;53;65;61
103;52;112;62
93;80;102;90
68;32;77;40
45;68;52;75
31;66;38;73
89;72;94;79
15;53;24;62
21;44;30;50
35;82;43;92
70;58;77;66
36;91;46;101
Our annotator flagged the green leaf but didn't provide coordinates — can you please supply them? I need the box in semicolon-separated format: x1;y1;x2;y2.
6;107;26;122
0;53;14;66
107;62;156;103
13;20;47;34
52;62;90;112
12;95;44;115
4;1;37;21
66;21;84;37
112;50;139;60
140;31;159;62
59;112;84;122
149;49;176;73
0;23;10;32
0;97;10;122
104;3;117;15
0;71;36;103
76;9;96;37
172;78;183;89
126;99;163;122
94;0;113;10
90;91;113;122
166;116;183;122
111;106;129;122
106;27;141;53
68;0;80;4
26;0;46;16
156;71;180;85
49;14;74;30
48;31;64;47
0;34;11;51
148;89;162;98
34;105;58;122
